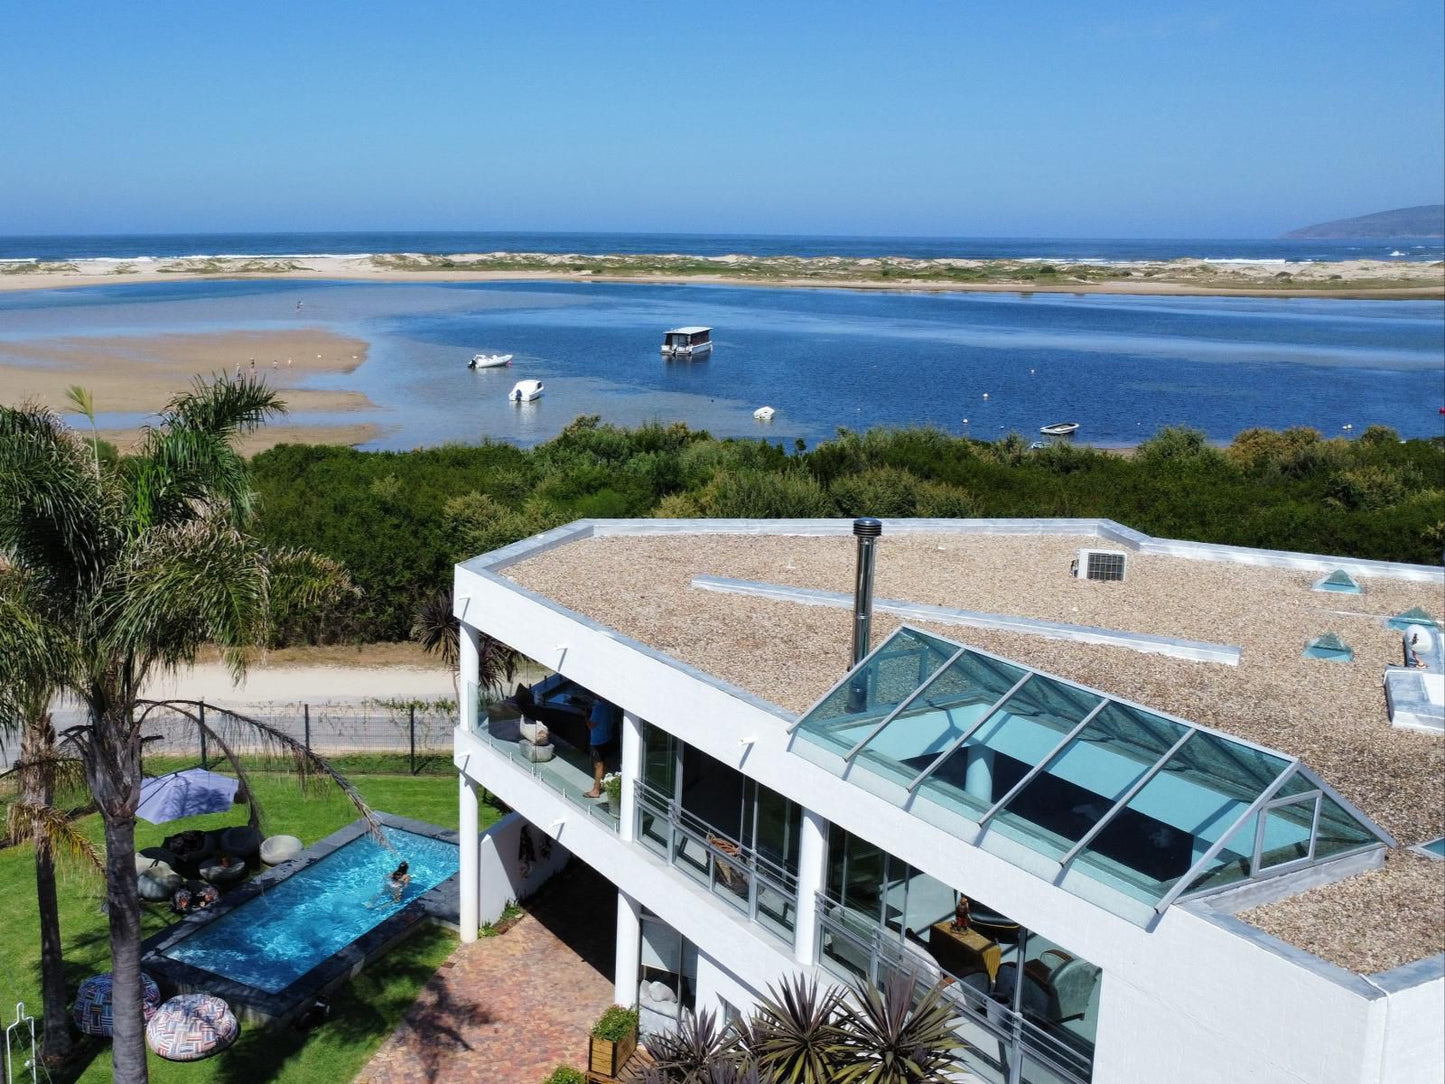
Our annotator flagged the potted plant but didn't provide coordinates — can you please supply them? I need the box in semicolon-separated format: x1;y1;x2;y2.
588;1004;639;1078
602;772;623;816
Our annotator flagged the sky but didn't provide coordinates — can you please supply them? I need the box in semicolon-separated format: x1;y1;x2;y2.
1;2;1442;238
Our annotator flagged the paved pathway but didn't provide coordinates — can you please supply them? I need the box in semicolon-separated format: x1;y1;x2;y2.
359;862;617;1084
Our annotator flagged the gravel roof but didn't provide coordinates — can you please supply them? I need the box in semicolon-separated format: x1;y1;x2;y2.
504;529;1444;971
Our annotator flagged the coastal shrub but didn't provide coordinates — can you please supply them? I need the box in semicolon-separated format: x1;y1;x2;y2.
1325;464;1418;511
693;468;835;518
830;466;928;517
1135;426;1223;470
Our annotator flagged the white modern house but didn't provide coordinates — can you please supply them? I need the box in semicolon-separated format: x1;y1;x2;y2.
451;518;1445;1084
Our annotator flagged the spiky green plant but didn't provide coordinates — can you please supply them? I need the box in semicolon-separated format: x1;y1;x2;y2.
749;973;847;1084
0;374;364;1084
62;383;98;474
645;1008;739;1082
831;970;963;1084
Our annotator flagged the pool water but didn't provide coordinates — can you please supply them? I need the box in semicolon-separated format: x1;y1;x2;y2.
160;826;458;993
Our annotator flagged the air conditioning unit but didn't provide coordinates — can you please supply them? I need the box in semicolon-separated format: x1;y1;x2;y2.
1072;549;1128;582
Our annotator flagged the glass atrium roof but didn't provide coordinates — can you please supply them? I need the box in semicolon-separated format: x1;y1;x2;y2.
792;626;1390;920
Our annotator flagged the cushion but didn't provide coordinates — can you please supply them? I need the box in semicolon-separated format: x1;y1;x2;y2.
220;825;261;857
649;981;676;1003
199;858;248;885
260;834;303;866
146;994;239;1061
73;972;161;1036
139;869;182;901
135;848;177;876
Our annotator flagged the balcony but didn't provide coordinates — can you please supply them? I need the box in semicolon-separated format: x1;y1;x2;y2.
635;780;799;945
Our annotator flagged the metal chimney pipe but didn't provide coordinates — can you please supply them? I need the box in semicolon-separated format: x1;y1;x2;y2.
851;518;883;666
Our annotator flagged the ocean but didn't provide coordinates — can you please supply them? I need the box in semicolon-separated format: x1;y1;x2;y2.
1;230;1443;264
2;277;1440;449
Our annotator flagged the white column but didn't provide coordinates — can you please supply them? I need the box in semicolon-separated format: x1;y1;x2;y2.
965;747;995;804
619;711;644;841
459;774;480;942
615;889;643;1006
458;620;481;733
792;807;828;966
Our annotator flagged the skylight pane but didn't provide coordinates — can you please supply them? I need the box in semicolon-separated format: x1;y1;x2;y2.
1312;794;1382;860
796;627;957;757
853;650;1028;784
1073;731;1291;902
986;698;1184;859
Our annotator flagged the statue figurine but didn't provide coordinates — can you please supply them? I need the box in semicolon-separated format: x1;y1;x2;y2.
952;894;972;932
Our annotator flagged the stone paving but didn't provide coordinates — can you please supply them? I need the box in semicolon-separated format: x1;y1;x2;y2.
359;862;618;1084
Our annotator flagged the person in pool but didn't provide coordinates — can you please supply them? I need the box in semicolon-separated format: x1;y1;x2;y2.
387;861;410;902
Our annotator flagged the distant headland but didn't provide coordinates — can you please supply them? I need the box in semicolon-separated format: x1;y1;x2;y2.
1283;204;1445;239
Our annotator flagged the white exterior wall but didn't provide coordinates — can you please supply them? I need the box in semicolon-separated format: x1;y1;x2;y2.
475;811;571;924
1375;966;1445;1084
454;535;1441;1084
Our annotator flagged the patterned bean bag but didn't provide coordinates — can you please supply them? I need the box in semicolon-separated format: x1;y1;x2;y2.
146;994;239;1061
259;834;303;866
73;972;161;1037
139;867;183;901
199;857;248;885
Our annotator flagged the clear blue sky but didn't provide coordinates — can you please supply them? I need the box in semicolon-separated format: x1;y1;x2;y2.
2;1;1441;238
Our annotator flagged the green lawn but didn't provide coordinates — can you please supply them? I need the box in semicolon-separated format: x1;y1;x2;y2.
0;770;499;1083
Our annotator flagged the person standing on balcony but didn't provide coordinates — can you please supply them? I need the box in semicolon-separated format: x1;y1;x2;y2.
584;697;617;798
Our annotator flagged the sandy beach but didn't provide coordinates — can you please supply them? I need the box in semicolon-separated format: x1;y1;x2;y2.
2;251;1441;299
0;328;385;450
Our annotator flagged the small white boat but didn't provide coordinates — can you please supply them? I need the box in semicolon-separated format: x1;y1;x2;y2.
661;326;713;358
1039;421;1079;436
753;405;776;421
509;379;544;403
469;353;513;369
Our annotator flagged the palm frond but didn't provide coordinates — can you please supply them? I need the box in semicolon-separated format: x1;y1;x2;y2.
412;587;519;694
161;372;286;441
6;799;104;870
145;699;383;840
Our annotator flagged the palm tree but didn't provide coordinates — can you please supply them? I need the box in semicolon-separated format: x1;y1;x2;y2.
412;585;520;704
0;569;100;1067
0;375;362;1084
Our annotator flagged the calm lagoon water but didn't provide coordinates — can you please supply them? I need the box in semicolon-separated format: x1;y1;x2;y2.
1;278;1441;448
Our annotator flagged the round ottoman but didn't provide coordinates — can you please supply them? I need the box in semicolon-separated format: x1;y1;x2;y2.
146;994;239;1061
139;867;183;901
199;857;247;886
259;834;303;866
73;972;161;1037
220;825;261;858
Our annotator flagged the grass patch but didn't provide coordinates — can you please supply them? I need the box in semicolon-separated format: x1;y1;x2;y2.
0;770;495;1083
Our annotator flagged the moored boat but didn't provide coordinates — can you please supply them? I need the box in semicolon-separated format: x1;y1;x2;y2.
661;326;713;358
1039;421;1079;436
753;405;776;421
508;379;544;403
469;353;513;369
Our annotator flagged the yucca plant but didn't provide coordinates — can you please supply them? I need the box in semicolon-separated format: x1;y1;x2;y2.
831;970;963;1084
749;973;848;1084
645;1008;738;1083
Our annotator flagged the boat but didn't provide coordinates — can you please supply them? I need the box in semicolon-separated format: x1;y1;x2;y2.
1039;422;1079;436
661;326;713;358
509;379;544;403
468;353;513;369
753;406;776;421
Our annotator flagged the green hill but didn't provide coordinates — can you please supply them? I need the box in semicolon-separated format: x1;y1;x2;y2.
1283;204;1444;239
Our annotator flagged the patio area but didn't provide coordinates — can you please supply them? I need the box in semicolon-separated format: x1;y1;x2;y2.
358;861;618;1084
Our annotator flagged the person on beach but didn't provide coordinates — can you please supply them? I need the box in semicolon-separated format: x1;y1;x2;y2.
583;698;617;798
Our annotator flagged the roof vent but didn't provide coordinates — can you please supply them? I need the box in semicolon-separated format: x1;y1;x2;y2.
1313;569;1363;594
1072;549;1127;582
1303;632;1354;662
851;518;883;667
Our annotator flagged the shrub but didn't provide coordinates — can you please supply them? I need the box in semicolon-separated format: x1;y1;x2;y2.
694;469;835;518
592;1005;640;1041
542;1067;585;1084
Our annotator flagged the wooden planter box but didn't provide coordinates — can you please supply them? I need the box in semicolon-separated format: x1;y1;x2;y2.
588;1028;637;1079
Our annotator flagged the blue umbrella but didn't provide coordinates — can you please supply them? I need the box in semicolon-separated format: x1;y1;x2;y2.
136;768;240;825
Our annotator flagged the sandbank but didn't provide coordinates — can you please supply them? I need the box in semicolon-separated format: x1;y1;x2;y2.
1;252;1440;300
0;328;382;449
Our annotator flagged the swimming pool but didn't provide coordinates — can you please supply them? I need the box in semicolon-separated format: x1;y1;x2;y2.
142;814;461;1023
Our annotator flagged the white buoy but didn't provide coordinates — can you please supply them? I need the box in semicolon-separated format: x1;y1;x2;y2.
982;393;989;399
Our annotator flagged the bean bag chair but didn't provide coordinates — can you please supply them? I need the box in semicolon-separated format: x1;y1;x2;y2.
139;867;183;901
164;830;215;865
220;825;261;858
135;847;177;877
199;857;247;886
73;972;161;1037
146;994;239;1061
259;834;303;866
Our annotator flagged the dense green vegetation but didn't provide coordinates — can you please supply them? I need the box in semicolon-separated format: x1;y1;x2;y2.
248;420;1445;644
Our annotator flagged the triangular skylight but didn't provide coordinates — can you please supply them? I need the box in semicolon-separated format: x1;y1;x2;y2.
1304;633;1354;662
790;625;1391;923
1388;607;1440;632
1313;569;1362;594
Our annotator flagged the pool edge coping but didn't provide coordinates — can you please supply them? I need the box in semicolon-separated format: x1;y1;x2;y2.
140;812;461;1027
